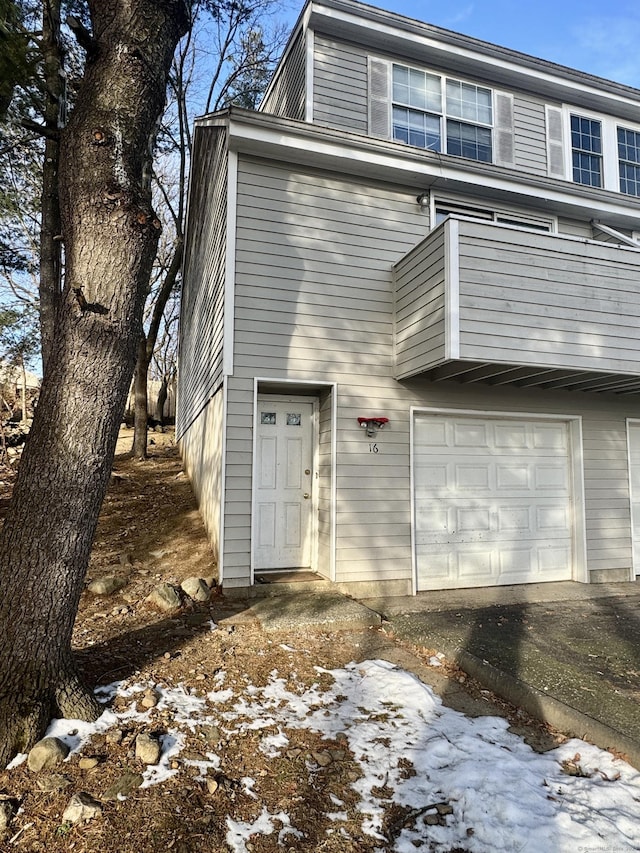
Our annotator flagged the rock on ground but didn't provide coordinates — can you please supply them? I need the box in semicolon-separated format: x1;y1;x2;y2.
62;792;103;824
27;737;70;772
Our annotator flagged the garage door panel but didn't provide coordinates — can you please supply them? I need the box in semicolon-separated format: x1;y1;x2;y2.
453;422;489;447
414;463;447;489
455;465;490;490
538;546;571;574
457;507;491;532
457;548;495;581
419;549;454;580
414;505;448;534
414;413;573;590
418;421;448;445
494;423;528;448
536;505;570;533
496;464;530;490
497;546;533;575
496;506;531;532
533;424;567;449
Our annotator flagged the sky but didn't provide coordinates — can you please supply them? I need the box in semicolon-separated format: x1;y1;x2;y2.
284;0;640;88
11;652;640;851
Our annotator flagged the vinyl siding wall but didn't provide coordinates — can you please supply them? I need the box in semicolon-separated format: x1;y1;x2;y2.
513;94;548;175
393;227;446;379
178;387;224;572
220;383;253;586
456;221;640;374
313;35;368;131
394;217;640;379
177;125;228;438
221;156;639;587
260;29;306;120
226;159;426;586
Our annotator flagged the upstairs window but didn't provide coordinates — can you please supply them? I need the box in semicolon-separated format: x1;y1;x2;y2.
570;114;602;187
392;66;441;150
446;81;492;162
618;126;640;196
392;64;493;163
548;105;640;195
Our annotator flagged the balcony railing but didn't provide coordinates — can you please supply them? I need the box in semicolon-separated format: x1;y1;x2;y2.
393;217;640;394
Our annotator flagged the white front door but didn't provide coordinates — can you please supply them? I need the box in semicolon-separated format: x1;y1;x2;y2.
414;413;574;590
254;398;314;570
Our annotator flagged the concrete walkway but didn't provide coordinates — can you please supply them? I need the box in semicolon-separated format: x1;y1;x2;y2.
366;580;640;769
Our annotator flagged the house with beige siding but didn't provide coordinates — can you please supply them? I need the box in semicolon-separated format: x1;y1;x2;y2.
177;0;640;597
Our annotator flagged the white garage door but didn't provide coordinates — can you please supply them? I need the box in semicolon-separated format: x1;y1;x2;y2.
414;413;573;590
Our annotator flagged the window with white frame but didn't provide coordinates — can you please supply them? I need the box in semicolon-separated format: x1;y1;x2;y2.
550;105;640;195
392;64;493;162
570;114;603;187
618;126;640;196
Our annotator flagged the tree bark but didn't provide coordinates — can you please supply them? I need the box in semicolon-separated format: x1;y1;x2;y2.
19;355;27;426
132;334;150;458
0;0;189;766
39;0;64;377
155;375;169;424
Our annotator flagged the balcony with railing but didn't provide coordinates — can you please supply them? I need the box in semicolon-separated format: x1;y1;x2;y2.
393;217;640;394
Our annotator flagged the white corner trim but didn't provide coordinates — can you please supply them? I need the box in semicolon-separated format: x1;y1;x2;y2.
444;218;460;360
223;150;238;377
250;379;260;586
305;28;315;123
569;416;589;584
626;418;640;579
218;376;229;585
330;382;337;582
409;406;417;595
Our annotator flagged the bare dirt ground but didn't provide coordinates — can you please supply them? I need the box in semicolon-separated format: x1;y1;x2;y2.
0;428;565;852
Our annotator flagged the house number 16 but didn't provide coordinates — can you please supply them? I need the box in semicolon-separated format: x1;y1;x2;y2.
369;443;379;453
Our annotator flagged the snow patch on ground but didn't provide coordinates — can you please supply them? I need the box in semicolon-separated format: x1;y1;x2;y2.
19;657;640;852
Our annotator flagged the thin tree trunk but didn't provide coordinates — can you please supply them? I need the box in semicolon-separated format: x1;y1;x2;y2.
155;375;169;424
0;0;189;766
39;0;64;377
132;335;150;459
19;356;27;426
131;241;182;458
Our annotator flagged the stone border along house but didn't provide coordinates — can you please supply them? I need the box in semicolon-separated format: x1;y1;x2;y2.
177;0;640;598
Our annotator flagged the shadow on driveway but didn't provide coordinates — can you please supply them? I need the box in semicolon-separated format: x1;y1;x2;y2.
374;582;640;768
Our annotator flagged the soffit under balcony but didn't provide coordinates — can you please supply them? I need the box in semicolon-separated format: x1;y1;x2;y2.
427;361;640;396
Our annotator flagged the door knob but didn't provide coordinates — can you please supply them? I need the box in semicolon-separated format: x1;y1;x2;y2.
303;493;310;499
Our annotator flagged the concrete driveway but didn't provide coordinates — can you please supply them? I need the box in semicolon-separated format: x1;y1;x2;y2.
365;580;640;769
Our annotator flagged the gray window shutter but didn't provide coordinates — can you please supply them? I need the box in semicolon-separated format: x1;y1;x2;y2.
546;105;566;179
494;91;514;167
368;57;390;139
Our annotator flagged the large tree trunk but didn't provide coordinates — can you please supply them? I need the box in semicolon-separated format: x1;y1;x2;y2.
0;0;189;766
